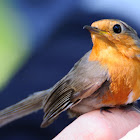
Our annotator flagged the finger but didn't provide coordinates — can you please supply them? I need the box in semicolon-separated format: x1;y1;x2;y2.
120;124;140;140
53;109;140;140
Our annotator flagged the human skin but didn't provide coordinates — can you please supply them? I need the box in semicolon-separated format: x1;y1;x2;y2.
53;109;140;140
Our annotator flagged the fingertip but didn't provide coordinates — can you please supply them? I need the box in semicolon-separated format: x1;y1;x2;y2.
120;124;140;140
54;109;140;140
54;110;115;140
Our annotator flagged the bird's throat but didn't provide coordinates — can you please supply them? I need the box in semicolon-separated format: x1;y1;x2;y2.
89;36;140;61
89;36;117;62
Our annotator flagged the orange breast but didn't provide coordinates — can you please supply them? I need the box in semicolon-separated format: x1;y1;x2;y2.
100;59;136;105
89;44;140;105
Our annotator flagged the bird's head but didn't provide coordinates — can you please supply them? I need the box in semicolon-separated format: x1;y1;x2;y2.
84;19;140;58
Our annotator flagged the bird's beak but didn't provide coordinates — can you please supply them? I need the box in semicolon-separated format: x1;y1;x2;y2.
83;25;106;36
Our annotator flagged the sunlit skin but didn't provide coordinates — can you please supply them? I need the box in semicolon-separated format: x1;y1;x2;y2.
54;109;140;140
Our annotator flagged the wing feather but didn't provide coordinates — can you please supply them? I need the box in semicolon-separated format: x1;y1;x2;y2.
41;51;109;127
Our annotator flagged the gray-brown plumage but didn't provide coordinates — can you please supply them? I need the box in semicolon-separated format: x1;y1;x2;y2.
0;89;51;127
41;51;109;127
0;51;109;128
1;19;140;128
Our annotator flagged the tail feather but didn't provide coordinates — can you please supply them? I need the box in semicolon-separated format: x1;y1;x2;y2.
0;89;51;127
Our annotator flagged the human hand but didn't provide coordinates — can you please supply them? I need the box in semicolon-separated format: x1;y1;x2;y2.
54;109;140;140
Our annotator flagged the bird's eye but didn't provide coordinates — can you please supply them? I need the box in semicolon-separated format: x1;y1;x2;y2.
113;24;122;33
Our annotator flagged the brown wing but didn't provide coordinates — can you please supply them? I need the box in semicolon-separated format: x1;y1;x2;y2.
41;51;109;127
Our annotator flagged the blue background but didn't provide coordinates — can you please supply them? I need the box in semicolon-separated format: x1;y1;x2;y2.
0;0;140;139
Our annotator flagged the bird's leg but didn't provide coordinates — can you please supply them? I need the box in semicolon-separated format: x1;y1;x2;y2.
100;107;112;114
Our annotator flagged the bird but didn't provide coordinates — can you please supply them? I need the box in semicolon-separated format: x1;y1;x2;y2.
0;19;140;128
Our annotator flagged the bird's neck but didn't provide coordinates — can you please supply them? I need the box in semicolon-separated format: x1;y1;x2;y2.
89;36;118;62
89;37;140;104
89;36;140;62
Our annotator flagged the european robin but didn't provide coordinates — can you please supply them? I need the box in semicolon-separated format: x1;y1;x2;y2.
0;19;140;128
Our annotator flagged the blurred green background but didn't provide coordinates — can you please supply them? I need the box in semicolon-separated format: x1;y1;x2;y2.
0;1;29;90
